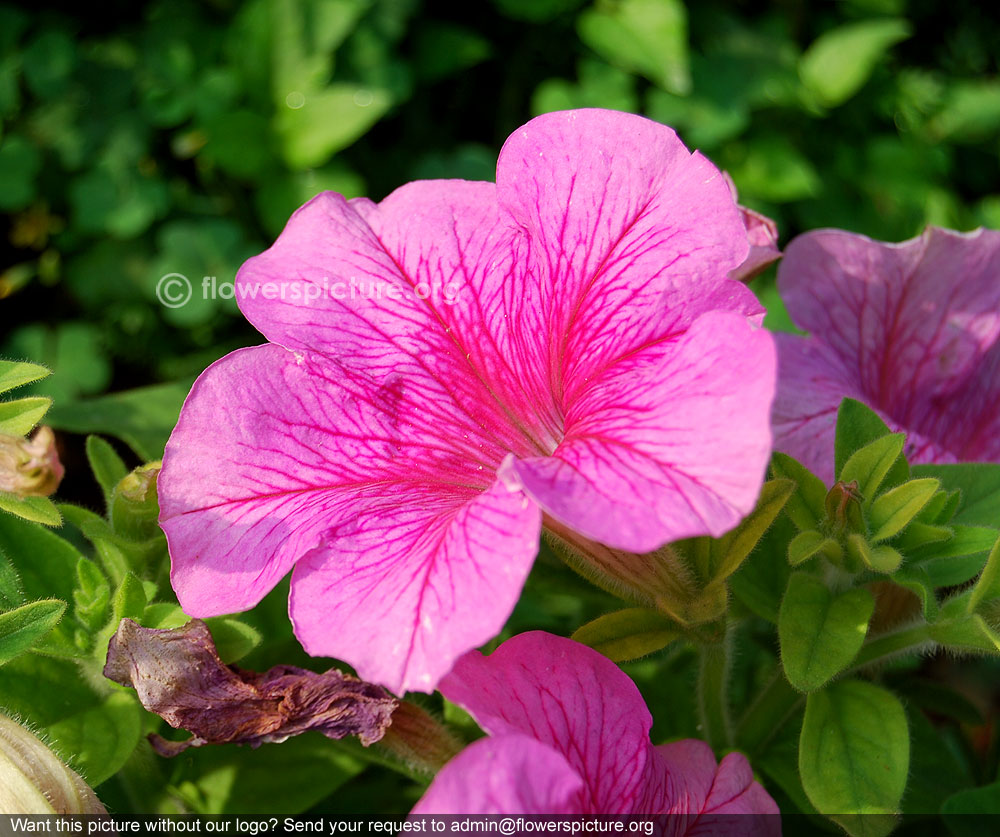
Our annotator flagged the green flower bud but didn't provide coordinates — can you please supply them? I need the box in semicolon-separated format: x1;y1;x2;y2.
110;460;161;540
0;713;106;814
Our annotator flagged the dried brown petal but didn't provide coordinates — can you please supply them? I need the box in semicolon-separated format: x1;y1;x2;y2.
104;619;397;757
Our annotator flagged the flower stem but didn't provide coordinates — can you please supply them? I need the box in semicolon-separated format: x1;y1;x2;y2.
696;631;733;752
734;669;802;757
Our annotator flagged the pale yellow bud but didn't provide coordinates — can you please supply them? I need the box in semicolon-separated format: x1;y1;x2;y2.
0;713;106;814
0;427;64;497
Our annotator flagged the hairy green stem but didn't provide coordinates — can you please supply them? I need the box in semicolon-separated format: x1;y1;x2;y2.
696;632;732;752
735;669;803;757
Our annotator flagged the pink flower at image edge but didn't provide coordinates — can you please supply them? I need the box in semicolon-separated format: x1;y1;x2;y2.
413;631;779;824
772;226;1000;483
159;109;777;694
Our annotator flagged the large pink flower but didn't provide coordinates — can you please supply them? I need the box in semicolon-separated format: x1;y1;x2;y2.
773;226;1000;482
413;631;779;826
159;109;776;694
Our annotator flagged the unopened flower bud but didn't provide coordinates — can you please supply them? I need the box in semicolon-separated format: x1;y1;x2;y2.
0;713;107;814
111;460;161;539
0;427;63;497
825;480;864;533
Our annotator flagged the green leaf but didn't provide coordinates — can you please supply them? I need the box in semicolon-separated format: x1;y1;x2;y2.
46;691;141;787
85;435;129;509
0;547;24;609
707;479;796;581
73;557;110;632
847;534;904;574
771;453;827;531
941;780;1000;823
730;515;795;623
0;494;62;526
204;617;264;664
930;613;1000;654
173;733;365;815
0;361;50;395
577;0;690;95
779;573;874;692
800;680;908;823
911;463;1000;527
0;135;42;211
891;565;939;622
834;399;907;484
46;380;192;460
904;706;973;815
276;85;393;170
0;396;52;436
788;530;839;566
839;434;906;506
0;515;82;607
869;479;940;542
799;18;911;107
570;607;681;662
969;533;1000;611
0;599;66;666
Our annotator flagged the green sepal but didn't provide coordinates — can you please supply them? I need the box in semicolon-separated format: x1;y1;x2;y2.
929;612;1000;654
779;573;874;692
85;435;128;509
73;557;110;633
869;478;940;542
847;533;904;574
968;533;1000;612
571;607;681;662
834;399;908;490
771;452;827;531
839;433;905;506
788;530;840;566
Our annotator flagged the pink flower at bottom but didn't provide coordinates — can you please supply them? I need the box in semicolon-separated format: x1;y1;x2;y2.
413;631;779;831
159;109;776;695
773;226;1000;482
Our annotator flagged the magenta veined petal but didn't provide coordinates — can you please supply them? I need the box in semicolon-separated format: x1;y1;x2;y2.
774;226;1000;479
160;108;778;693
411;734;584;815
417;632;780;820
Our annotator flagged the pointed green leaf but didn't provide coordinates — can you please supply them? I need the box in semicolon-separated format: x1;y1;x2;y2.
800;18;911;108
929;613;1000;654
0;599;66;666
0;515;82;605
911;463;1000;527
0;396;52;435
772;452;828;531
571;607;681;662
969;534;1000;612
941;780;1000;822
779;573;874;692
85;435;128;509
0;548;24;609
848;534;904;574
707;478;795;581
834;399;907;484
788;530;838;566
800;680;909;821
840;434;906;506
0;360;50;395
870;479;940;542
891;565;939;622
895;521;952;551
0;494;62;526
729;515;795;623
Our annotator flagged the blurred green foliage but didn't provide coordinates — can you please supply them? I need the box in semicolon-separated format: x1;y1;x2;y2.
2;0;999;421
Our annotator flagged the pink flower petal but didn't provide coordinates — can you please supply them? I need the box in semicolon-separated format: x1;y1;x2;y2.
776;226;1000;469
439;631;655;813
643;740;780;832
289;479;540;694
160;343;540;695
502;311;776;551
411;734;584;814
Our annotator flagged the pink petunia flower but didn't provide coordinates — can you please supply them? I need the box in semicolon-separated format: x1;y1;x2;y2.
412;631;780;827
159;109;776;694
772;226;1000;483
